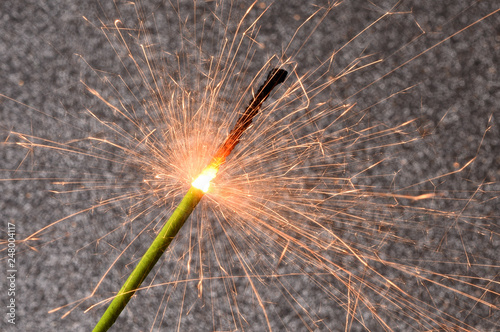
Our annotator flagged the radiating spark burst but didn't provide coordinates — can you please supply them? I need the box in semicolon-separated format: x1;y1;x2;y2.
1;0;499;331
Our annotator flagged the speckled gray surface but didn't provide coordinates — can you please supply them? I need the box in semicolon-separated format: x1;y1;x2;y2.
1;1;499;331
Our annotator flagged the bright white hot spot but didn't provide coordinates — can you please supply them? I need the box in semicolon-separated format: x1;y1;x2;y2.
192;166;218;193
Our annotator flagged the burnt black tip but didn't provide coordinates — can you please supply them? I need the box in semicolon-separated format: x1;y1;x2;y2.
213;67;288;161
268;68;288;85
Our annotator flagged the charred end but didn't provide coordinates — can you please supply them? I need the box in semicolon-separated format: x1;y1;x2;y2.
212;68;288;164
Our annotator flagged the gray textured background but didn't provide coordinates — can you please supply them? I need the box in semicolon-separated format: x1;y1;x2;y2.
1;0;499;331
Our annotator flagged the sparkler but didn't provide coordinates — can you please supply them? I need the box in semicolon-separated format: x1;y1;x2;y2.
1;1;499;331
93;68;288;331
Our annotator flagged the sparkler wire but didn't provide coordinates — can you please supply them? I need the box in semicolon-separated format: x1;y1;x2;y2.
92;68;287;331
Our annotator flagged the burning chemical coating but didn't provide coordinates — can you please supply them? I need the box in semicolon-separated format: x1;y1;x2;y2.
192;166;219;193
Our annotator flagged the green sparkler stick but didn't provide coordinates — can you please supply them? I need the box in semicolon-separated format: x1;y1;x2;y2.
93;68;287;331
93;186;204;332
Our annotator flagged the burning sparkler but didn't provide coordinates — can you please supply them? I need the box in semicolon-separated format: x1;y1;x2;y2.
93;68;288;331
1;1;499;331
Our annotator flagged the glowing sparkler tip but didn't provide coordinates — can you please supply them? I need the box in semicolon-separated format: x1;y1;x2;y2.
192;166;219;193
